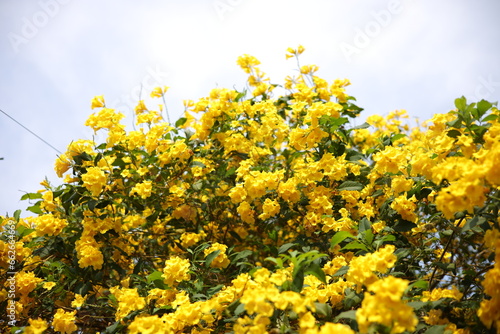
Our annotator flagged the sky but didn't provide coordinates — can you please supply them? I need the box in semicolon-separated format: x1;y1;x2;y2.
1;0;499;217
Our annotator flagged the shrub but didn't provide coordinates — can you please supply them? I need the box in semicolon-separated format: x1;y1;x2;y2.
1;46;499;334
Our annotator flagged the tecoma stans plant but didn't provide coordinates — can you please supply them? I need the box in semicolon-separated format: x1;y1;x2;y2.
1;46;500;334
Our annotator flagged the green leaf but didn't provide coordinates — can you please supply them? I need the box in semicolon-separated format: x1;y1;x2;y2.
374;234;396;248
333;265;349;277
291;270;305;292
393;219;417;232
477;100;493;114
234;91;246;102
338;181;363;191
74;282;91;296
102;321;124;334
334;310;357;322
27;204;43;215
234;303;246;316
424;325;447;334
225;167;236;177
13;209;21;220
191;161;206;168
358;218;371;233
391;133;407;143
462;216;486;232
454;96;467;111
264;256;283;268
304;263;327;284
482;114;498;123
205;250;221;268
407;301;427;310
435;262;456;271
446;129;462;138
192;179;203;191
20;192;43;201
175;117;187;127
330;231;354;248
330;117;349;127
350;122;370;130
231;250;253;263
342;241;368;252
314;302;332;317
17;225;35;238
147;270;164;283
363;229;374;245
207;284;224;296
278;243;296;254
409;280;429;290
415;188;432;201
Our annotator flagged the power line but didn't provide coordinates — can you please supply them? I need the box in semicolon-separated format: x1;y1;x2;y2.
0;108;62;155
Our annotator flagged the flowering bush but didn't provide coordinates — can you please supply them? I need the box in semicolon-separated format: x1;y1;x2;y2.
1;46;500;334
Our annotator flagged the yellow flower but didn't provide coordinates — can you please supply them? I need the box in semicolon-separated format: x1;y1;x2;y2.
71;293;86;308
229;185;247;204
75;236;104;270
162;256;191;287
346;245;397;292
299;311;316;329
204;243;230;269
52;309;77;334
33;214;68;236
373;146;408;174
25;318;49;334
236;54;261;74
130;180;153;199
356;276;417;333
90;95;105;109
42;282;56;290
240;285;278;317
110;286;146;320
286;45;305;59
81;166;107;197
180;231;206;248
477;228;500;330
424;309;449;326
129;315;169;334
258;198;280;220
85;108;125;132
54;154;71;178
237;201;255;224
16;271;43;299
391;194;417;222
151;86;170;98
147;288;177;307
134;99;148;113
278;177;301;203
319;322;355;334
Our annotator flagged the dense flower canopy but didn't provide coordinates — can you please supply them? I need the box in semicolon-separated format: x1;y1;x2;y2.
1;47;500;334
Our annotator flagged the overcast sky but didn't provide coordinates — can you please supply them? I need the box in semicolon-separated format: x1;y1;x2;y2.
1;0;499;217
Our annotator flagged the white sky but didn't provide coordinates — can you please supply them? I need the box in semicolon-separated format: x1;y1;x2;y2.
1;0;499;217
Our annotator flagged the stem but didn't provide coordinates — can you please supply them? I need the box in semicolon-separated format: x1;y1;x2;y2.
429;216;465;291
161;94;171;125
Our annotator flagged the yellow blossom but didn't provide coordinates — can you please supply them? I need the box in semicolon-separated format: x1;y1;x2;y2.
24;318;49;334
81;166;107;197
357;276;417;333
52;309;77;334
162;256;191;286
204;243;230;269
130;180;153;199
90;95;105;109
110;286;146;320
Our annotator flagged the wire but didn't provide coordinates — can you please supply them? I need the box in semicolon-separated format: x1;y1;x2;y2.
0;108;62;155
